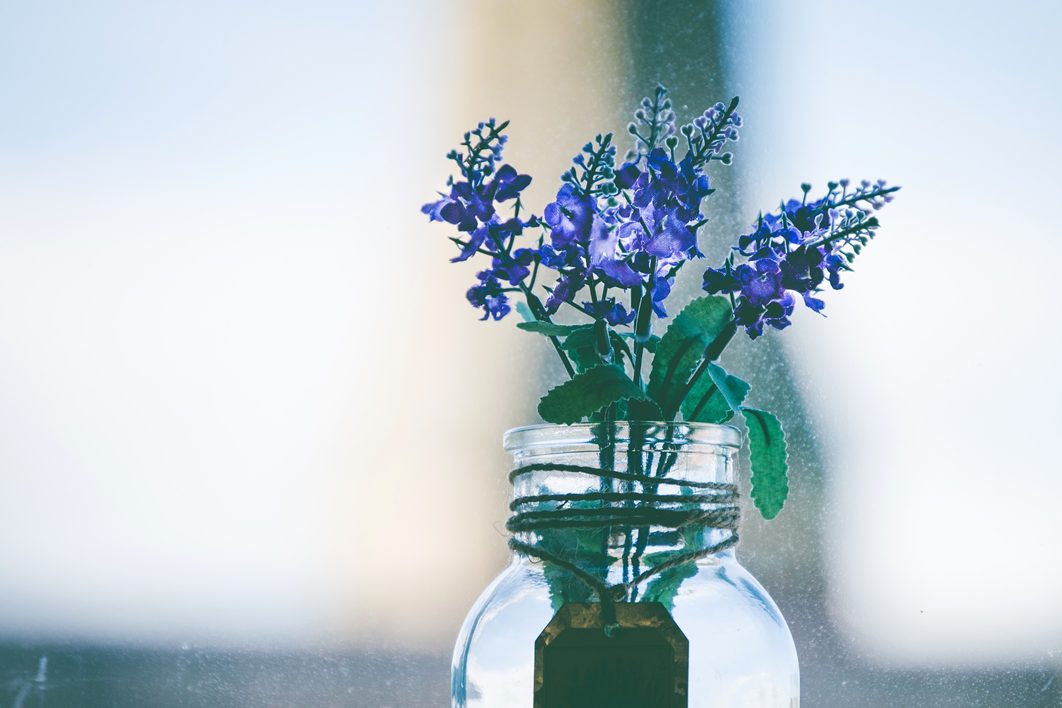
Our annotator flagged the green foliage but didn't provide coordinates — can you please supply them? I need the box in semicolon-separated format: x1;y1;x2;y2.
538;365;655;425
681;363;750;424
541;561;597;612
561;328;606;372
707;365;749;413
560;327;633;373
642;561;698;611
532;489;617;611
742;408;789;519
618;332;660;351
626;398;664;422
518;320;636;374
647;295;734;418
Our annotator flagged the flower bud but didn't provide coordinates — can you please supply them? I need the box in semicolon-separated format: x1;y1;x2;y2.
594;319;613;361
634;290;654;344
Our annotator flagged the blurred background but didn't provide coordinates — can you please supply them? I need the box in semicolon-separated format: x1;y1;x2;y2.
1;0;1060;705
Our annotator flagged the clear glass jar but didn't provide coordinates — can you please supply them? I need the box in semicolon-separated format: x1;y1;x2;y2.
452;422;799;707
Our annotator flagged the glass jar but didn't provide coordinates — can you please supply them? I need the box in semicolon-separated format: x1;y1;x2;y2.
452;422;799;707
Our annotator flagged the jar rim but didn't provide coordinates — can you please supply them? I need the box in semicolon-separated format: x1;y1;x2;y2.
503;421;741;452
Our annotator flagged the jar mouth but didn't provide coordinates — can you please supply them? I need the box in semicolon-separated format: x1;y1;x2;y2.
504;421;741;453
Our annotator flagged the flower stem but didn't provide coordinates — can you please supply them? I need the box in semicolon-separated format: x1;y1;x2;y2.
675;321;738;410
633;343;645;388
521;287;576;378
826;184;900;211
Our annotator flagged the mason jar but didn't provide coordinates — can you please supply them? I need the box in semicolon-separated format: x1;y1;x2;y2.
451;422;799;707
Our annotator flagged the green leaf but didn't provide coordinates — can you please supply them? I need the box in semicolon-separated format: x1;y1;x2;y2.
541;558;598;611
610;331;634;365
538;365;653;425
619;332;661;351
561;327;631;373
560;328;605;372
588;395;662;423
538;523;609;611
642;561;698;610
517;321;592;337
626;398;663;421
647;295;734;418
741;408;789;519
515;301;536;323
682;364;750;424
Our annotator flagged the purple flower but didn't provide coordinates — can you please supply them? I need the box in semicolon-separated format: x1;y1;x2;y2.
600;150;706;279
529;109;731;321
825;253;845;289
631;149;712;223
451;217;525;263
610;203;696;267
491;248;534;286
584;298;636;326
587;213;616;265
423;119;539;321
784;197;830;234
702;263;739;294
614;162;641;189
597;258;642;287
543;184;595;247
588;217;642;287
421;190;478;233
645;210;696;258
422;165;531;237
735;292;794;338
467;270;510;321
709;255;805;338
545;272;585;314
705;180;897;337
422;122;532;243
488;164;532;202
651;276;674;317
802;292;826;313
738;260;784;305
538;243;583;270
778;245;826;293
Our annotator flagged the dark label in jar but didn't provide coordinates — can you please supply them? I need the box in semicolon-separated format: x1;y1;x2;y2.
534;602;688;707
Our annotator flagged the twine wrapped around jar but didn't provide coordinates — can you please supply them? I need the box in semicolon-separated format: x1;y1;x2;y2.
507;461;739;627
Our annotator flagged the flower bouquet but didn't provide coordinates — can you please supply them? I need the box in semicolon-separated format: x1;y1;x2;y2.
425;85;896;707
